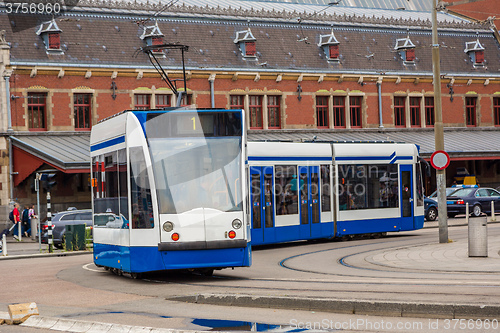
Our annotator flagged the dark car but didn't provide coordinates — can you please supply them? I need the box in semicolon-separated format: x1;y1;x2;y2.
446;187;500;218
41;209;92;249
428;187;459;200
424;197;438;221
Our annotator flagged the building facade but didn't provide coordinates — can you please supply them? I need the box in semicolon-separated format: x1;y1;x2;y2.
1;0;500;219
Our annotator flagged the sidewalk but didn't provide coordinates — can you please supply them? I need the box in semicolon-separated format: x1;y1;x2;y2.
0;235;91;259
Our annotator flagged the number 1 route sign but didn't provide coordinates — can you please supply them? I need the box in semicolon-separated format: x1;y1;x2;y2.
430;150;450;170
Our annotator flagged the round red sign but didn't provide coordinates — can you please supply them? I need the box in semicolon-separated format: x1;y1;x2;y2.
430;150;450;170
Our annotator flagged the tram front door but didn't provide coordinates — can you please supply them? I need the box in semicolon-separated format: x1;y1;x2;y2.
298;166;321;239
400;164;414;230
250;166;275;245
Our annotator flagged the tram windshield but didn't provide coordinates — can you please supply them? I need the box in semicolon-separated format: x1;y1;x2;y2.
144;111;243;214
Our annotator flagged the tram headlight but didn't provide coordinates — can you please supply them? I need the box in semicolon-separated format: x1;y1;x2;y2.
163;221;174;232
232;219;242;230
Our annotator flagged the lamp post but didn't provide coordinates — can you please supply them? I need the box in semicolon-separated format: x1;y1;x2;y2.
431;0;449;243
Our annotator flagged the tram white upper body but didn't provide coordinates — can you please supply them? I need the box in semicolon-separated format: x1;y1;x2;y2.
247;141;423;224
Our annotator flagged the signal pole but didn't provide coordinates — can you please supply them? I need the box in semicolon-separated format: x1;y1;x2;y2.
47;191;53;253
432;0;449;243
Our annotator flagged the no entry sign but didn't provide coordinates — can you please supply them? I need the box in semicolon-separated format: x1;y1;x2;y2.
430;150;450;170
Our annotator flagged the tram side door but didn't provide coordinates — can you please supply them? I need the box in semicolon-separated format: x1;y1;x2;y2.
298;166;321;239
400;164;414;230
250;166;275;245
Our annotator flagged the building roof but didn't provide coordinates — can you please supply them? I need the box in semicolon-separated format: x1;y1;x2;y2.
229;0;498;19
3;2;498;77
224;0;431;11
11;133;91;171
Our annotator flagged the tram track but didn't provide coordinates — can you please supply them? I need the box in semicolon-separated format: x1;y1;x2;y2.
74;224;500;313
120;226;498;305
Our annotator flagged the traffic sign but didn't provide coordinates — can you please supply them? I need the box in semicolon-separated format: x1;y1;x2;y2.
430;150;450;170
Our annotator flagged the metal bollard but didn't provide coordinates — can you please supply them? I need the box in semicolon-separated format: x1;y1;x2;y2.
31;217;38;241
469;216;488;257
465;202;469;226
2;233;6;256
17;221;22;242
491;201;496;222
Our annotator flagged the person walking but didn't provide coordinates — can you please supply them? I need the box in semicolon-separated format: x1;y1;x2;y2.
12;203;21;240
28;204;36;237
21;205;30;237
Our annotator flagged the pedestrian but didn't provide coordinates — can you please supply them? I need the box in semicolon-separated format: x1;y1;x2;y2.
21;205;30;237
28;204;36;237
12;203;21;240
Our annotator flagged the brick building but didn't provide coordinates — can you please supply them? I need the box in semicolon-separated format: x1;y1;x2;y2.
0;0;500;219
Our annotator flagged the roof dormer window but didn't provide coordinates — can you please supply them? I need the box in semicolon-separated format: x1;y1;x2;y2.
48;32;60;49
234;28;257;59
245;41;256;57
394;31;416;65
152;36;164;53
140;21;165;55
36;19;63;54
465;35;485;67
318;28;340;63
405;48;415;62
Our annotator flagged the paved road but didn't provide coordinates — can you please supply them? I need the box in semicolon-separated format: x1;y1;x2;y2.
0;219;499;332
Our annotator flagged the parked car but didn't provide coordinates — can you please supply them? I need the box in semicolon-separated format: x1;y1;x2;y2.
446;187;500;218
41;209;92;249
424;197;438;221
428;187;460;200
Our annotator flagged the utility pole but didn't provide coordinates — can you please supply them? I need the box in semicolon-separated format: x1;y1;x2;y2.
431;0;449;243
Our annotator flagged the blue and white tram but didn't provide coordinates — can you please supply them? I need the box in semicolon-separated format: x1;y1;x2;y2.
248;141;425;246
90;108;251;274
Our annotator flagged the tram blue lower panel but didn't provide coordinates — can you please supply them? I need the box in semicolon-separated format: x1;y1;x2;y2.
252;222;335;246
251;217;424;246
94;243;251;273
411;216;425;230
336;216;424;236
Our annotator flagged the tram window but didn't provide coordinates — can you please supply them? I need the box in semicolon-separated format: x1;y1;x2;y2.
338;164;399;210
130;147;154;229
93;151;126;229
416;163;424;206
321;165;331;212
92;157;102;199
251;174;261;229
275;165;298;216
118;149;129;220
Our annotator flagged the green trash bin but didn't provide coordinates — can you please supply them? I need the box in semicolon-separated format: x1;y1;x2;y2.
73;224;86;251
65;229;74;251
65;224;86;251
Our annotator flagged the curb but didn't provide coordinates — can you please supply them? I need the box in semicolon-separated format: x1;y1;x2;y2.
0;250;92;261
15;314;227;333
170;294;500;320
